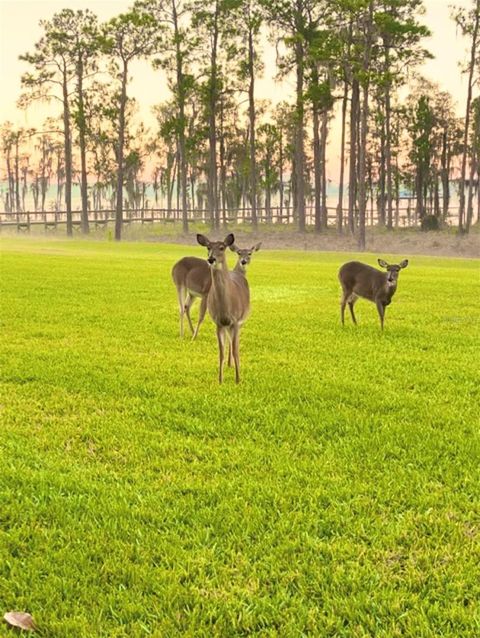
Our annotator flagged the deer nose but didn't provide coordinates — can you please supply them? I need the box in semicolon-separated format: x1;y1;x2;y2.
208;257;216;264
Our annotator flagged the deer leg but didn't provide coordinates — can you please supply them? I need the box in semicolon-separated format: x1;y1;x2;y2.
232;325;241;384
192;296;207;341
348;295;358;325
176;286;186;337
227;328;233;367
216;326;226;384
184;293;195;336
376;299;385;330
340;292;348;326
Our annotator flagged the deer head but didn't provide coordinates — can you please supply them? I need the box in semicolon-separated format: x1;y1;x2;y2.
230;242;262;267
378;258;408;286
197;233;235;269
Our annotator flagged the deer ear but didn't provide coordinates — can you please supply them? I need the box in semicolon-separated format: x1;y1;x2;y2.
197;234;210;247
400;259;409;269
224;233;235;247
229;243;238;252
378;259;388;269
253;242;262;252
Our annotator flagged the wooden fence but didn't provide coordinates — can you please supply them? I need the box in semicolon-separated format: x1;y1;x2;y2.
0;204;462;232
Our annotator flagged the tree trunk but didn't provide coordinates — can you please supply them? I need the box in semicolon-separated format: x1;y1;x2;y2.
378;112;386;226
320;109;328;229
21;165;28;212
6;150;14;213
77;55;89;234
219;98;227;227
348;78;359;234
279;129;284;221
336;80;348;233
477;170;480;225
173;0;189;234
395;154;400;228
62;66;73;237
313;97;321;232
248;17;258;229
434;172;441;217
368;156;374;225
167;162;173;216
40;140;47;213
384;47;393;230
466;139;478;233
57;150;62;210
415;169;423;220
208;9;219;230
459;0;479;233
358;2;373;251
14;138;21;213
294;29;305;232
190;172;195;213
115;63;128;241
358;84;369;250
176;149;181;214
441;128;449;219
168;155;177;217
266;149;272;221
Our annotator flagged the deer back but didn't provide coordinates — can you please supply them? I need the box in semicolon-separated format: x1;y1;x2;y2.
172;256;211;296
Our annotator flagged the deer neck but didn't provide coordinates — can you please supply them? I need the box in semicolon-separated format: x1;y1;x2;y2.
210;262;232;317
233;261;246;274
384;276;397;300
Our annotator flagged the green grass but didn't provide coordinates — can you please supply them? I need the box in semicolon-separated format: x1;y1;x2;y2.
0;237;479;637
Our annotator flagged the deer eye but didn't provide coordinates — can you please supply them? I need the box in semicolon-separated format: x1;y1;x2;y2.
220;246;224;251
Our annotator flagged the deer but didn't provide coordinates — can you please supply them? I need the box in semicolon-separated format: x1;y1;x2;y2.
338;258;409;330
171;242;261;340
196;233;251;383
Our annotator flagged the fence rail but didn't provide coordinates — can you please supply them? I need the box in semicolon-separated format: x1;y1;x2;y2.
0;204;463;232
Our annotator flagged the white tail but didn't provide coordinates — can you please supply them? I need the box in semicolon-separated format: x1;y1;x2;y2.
338;258;408;329
171;242;261;340
197;233;251;383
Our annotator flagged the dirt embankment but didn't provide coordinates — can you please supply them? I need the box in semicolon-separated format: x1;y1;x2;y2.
2;223;478;258
143;227;480;259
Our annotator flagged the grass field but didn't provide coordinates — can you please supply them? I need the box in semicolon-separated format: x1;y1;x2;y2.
0;237;479;637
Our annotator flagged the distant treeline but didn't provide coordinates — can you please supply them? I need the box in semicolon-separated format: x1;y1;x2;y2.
0;0;479;245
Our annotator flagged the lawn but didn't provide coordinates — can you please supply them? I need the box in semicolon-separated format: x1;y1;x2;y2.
0;237;479;637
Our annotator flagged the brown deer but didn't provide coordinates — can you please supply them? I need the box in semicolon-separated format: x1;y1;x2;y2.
171;256;209;339
338;258;409;329
197;233;251;383
171;242;261;339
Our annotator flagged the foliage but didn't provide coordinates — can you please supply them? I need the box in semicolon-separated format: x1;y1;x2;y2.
3;0;478;235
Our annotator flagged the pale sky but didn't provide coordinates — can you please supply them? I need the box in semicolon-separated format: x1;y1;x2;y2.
0;0;474;179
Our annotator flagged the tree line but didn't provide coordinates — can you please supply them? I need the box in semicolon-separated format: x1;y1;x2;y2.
0;0;479;246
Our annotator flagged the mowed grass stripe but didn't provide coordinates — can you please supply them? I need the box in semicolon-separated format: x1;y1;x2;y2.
0;238;479;637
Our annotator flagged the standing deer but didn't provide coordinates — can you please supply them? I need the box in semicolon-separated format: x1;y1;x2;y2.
171;256;209;339
338;258;409;329
197;233;251;383
172;242;261;339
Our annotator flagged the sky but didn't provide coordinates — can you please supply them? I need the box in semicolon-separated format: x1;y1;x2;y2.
0;0;474;179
